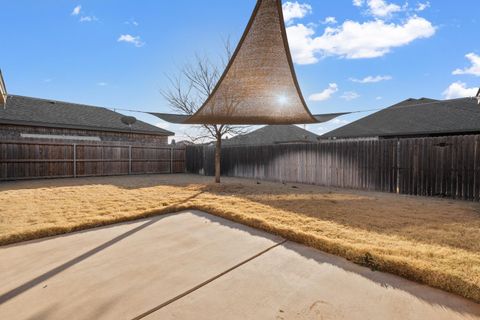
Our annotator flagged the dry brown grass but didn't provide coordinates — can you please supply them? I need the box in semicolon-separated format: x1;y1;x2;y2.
1;174;479;302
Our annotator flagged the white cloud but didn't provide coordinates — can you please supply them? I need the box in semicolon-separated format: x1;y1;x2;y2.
79;16;98;22
366;0;403;18
442;82;478;99
286;24;319;64
97;82;108;86
452;53;480;76
71;5;81;16
353;0;364;7
118;34;145;47
308;83;338;101
282;1;312;24
71;5;98;23
376;96;383;100
350;75;392;83
341;91;360;101
125;19;139;26
353;0;405;17
322;17;337;25
416;2;430;11
286;16;435;63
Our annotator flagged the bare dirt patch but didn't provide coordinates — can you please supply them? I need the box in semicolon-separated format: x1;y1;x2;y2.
0;174;479;302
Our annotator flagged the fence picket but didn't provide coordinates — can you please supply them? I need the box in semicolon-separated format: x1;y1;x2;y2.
186;135;480;201
0;140;185;180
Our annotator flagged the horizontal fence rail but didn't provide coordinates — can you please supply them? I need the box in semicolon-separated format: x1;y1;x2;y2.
0;140;185;181
186;134;480;201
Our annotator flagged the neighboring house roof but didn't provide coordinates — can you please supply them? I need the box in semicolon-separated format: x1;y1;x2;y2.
224;125;319;146
0;95;173;136
173;140;195;146
322;97;480;139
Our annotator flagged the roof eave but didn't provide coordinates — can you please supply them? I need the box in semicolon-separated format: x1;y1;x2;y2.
324;128;480;139
0;119;174;136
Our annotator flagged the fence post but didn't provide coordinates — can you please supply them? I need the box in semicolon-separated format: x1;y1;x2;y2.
473;137;478;201
170;147;174;174
73;143;77;178
128;145;132;175
396;139;400;194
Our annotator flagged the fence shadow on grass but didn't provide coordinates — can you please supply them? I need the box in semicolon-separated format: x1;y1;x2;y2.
0;217;162;305
199;181;480;253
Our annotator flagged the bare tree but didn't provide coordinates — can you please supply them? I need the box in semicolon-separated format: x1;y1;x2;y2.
161;39;248;183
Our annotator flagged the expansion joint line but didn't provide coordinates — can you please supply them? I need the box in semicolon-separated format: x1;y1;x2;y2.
131;239;288;320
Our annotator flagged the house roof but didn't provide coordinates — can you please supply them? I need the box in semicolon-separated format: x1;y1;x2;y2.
322;97;480;139
0;95;174;136
224;125;319;146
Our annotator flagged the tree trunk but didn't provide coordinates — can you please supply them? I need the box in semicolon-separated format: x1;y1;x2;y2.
215;135;221;183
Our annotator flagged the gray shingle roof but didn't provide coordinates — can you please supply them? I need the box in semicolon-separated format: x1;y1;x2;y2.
0;95;173;136
322;97;480;139
224;125;319;146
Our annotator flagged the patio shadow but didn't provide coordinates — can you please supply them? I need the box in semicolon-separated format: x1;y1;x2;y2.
0;218;159;305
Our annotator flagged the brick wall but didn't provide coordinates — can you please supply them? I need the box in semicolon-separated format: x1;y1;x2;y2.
0;124;169;145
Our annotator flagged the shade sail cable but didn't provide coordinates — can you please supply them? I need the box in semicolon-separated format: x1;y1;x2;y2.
109;108;379;125
110;95;480;124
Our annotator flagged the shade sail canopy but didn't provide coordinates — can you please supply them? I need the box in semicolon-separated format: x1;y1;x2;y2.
150;113;191;124
157;0;342;125
150;112;351;124
313;112;351;123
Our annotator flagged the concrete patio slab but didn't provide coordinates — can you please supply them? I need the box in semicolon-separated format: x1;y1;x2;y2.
149;241;480;320
0;211;283;320
0;210;478;320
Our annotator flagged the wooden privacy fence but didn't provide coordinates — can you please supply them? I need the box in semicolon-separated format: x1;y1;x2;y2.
0;140;185;181
186;134;480;201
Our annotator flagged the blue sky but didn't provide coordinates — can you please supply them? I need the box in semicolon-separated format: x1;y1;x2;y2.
1;0;479;141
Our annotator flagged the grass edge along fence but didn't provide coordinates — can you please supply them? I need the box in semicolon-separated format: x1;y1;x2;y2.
0;140;186;181
186;134;480;201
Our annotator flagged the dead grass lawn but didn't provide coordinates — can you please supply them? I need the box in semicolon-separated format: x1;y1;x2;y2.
0;174;479;302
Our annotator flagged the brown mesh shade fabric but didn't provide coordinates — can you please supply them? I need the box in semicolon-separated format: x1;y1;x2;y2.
314;113;351;123
186;0;316;125
155;0;347;125
150;112;351;124
150;113;190;124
